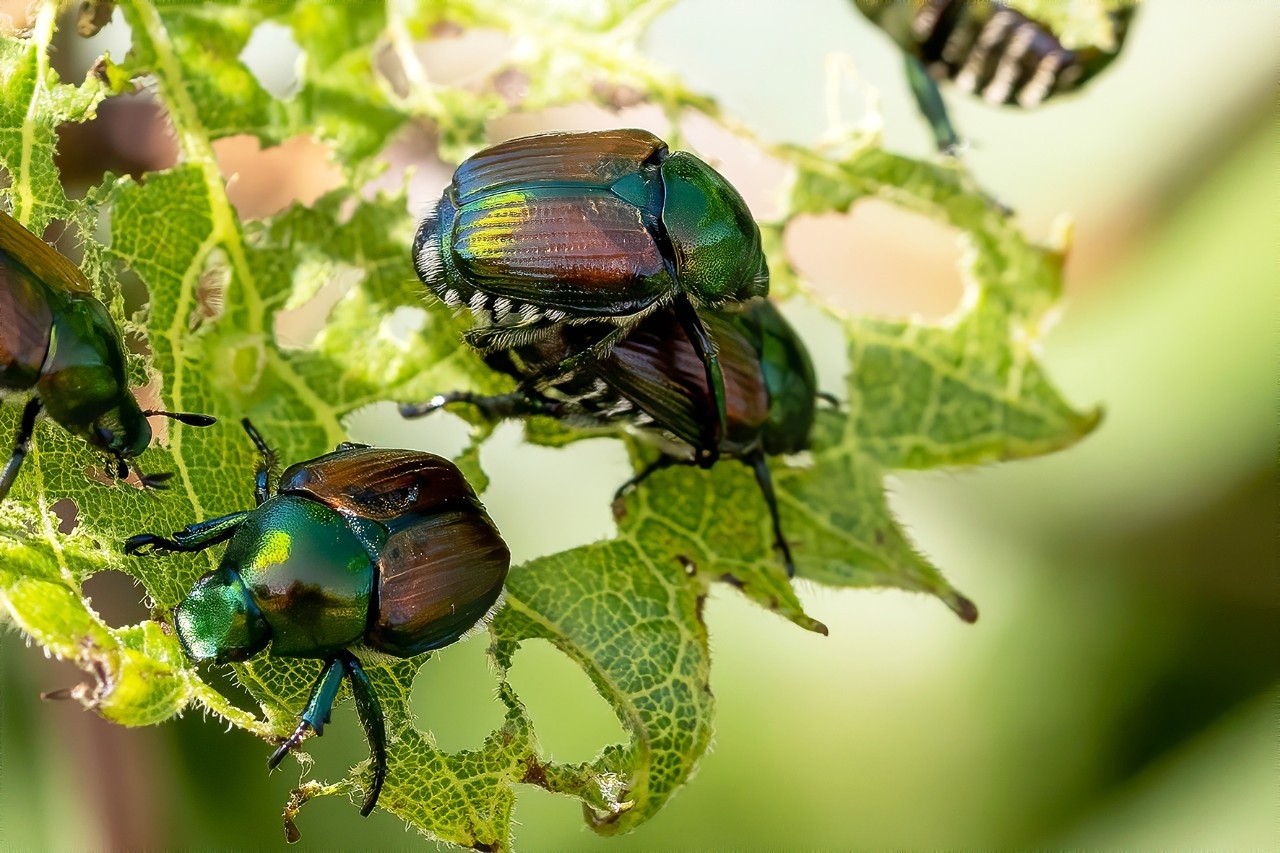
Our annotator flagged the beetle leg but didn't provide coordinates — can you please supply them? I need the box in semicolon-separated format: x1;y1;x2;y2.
673;294;725;467
512;323;630;398
745;451;796;579
904;54;963;156
268;655;346;772
400;390;558;422
817;391;842;409
123;510;250;555
240;419;277;505
611;454;682;518
340;650;387;816
0;398;42;502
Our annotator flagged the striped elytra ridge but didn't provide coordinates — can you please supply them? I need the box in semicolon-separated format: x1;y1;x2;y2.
862;0;1131;108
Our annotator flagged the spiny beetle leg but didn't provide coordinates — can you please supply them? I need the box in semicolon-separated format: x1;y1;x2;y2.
514;323;630;394
268;655;345;770
904;54;962;156
673;294;725;467
124;510;250;555
0;398;42;502
401;390;557;422
614;450;686;517
266;652;387;817
137;468;174;490
746;452;795;578
340;651;387;816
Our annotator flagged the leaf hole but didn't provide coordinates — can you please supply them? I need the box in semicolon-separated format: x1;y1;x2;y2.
55;94;178;195
785;200;967;322
81;570;149;628
345;401;473;462
213;135;343;219
504;639;625;765
362;123;455;213
49;497;78;534
49;1;132;80
239;20;301;100
274;263;364;350
476;422;631;565
379;27;513;98
409;632;504;752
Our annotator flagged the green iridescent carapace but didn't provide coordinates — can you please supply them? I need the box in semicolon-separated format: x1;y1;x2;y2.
126;420;511;818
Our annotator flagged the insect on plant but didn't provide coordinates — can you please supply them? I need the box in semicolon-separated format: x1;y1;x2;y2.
855;0;1133;153
124;420;511;815
413;128;771;464
0;208;215;501
403;299;819;578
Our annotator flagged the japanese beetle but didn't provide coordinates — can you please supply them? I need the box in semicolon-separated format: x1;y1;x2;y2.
124;420;510;816
0;209;214;501
402;299;816;578
855;0;1133;153
413;129;771;462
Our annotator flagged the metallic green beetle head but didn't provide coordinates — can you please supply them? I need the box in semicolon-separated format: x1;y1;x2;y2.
87;396;152;461
174;566;271;663
659;152;768;305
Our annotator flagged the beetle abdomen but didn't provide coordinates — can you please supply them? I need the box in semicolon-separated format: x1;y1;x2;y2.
907;0;1102;107
369;509;510;657
0;250;54;390
596;306;771;454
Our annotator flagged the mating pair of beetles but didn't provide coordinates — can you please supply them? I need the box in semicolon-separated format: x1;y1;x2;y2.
1;129;816;816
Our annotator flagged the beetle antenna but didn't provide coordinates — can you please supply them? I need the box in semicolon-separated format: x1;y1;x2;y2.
143;410;217;427
241;419;277;504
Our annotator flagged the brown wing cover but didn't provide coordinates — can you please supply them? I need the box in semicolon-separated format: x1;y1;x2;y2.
0;210;93;294
0;254;53;389
451;190;670;312
452;129;666;203
367;509;510;656
600;308;769;454
279;448;479;522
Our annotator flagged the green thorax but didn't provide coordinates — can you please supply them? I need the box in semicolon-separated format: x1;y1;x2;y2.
36;288;150;458
222;494;380;658
659;152;768;304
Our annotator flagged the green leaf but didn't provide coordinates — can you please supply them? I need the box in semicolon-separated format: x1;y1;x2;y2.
0;1;1098;848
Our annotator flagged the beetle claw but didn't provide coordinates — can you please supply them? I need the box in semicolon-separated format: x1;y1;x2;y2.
399;396;449;419
268;720;312;770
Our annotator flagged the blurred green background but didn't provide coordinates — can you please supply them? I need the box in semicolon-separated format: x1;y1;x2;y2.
1;0;1275;848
